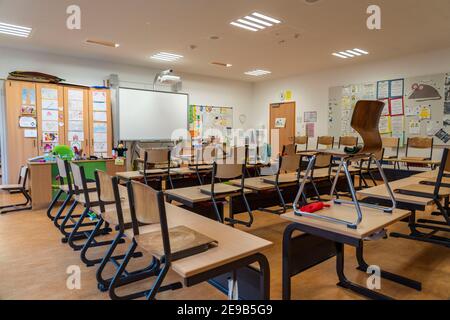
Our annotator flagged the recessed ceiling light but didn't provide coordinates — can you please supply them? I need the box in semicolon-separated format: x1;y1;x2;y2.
230;12;281;32
353;48;369;55
251;12;281;24
245;69;271;76
0;22;32;38
151;52;183;62
86;39;120;48
332;48;369;59
211;62;232;67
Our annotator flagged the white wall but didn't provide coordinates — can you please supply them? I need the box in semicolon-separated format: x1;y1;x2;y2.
252;47;450;147
0;46;254;132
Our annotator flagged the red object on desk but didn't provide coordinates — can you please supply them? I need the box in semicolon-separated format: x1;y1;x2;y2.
300;202;330;213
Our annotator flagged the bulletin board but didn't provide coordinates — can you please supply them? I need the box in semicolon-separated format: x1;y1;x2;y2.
328;72;450;146
188;105;233;142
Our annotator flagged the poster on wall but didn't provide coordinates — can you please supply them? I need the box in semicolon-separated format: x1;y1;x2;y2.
304;111;317;123
188;105;233;143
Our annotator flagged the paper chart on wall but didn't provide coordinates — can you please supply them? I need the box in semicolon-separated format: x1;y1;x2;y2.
94;133;107;143
408;120;420;135
405;105;417;116
390;98;404;116
94;143;107;153
426;120;441;136
304;111;317;123
380;99;390;116
68;90;83;101
42;121;59;132
68;111;83;121
41;88;58;100
93;112;107;122
379;116;391;134
19;116;37;128
390;79;404;98
68;121;84;132
42;99;58;110
68;131;84;142
42;110;59;121
391;116;404;135
418;105;431;120
93;102;107;111
93;91;106;102
68;100;84;111
43;132;58;143
93;122;107;133
24;129;37;138
377;81;389;99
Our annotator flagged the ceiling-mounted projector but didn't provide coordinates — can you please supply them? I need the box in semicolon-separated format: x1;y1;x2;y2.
158;74;181;84
153;69;182;91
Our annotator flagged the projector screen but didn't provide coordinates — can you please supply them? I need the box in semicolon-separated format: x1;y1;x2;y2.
119;88;188;141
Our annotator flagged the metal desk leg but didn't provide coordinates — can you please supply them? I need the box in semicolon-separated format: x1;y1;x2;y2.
355;245;421;291
335;242;394;300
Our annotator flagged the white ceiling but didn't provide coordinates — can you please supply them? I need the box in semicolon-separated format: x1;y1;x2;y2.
0;0;450;82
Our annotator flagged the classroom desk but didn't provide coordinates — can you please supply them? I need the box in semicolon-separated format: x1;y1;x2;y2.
28;159;125;210
387;158;441;167
280;202;420;300
357;176;450;247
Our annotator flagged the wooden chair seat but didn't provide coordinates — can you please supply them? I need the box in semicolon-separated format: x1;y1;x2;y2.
128;225;217;260
263;173;298;185
102;207;132;226
60;182;96;193
401;157;427;161
76;185;127;204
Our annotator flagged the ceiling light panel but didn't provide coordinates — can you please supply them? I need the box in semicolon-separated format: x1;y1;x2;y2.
0;22;32;38
245;69;271;76
151;52;183;62
332;48;369;59
230;12;281;32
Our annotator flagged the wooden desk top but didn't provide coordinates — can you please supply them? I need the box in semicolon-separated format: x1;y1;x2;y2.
387;158;441;165
117;167;196;180
165;184;251;204
229;177;276;191
133;203;272;278
28;159;115;166
281;202;410;239
357;177;435;206
395;183;450;197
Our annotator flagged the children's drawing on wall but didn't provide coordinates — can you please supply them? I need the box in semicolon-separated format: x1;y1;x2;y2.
408;83;442;101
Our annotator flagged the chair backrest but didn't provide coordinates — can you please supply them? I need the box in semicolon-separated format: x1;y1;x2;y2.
127;181;172;262
295;136;308;151
95;170;115;203
228;146;247;165
145;148;171;164
201;145;219;164
350;100;384;154
56;157;72;189
214;163;244;180
382;137;400;149
317;136;334;149
434;148;450;196
339;136;358;148
406;137;433;159
18;166;29;188
70;162;91;204
282;144;296;156
314;154;333;168
279;154;301;174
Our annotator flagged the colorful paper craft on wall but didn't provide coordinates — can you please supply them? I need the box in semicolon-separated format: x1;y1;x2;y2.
408;83;442;101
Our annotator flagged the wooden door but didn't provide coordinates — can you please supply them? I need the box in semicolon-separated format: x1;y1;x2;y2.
63;86;90;156
270;102;296;154
36;83;65;155
88;88;113;158
4;80;38;184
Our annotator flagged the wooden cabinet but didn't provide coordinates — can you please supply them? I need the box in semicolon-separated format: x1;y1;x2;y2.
36;83;65;155
4;80;113;184
4;80;38;183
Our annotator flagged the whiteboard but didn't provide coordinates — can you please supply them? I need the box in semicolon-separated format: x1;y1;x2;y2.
119;88;188;141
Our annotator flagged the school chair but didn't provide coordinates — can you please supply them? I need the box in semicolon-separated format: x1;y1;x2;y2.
205;147;254;227
338;136;359;149
143;148;173;189
86;170;155;290
282;144;296;156
403;137;434;170
190;145;217;185
300;153;334;200
110;181;212;300
316;136;335;149
295;136;308;152
0;166;32;214
262;154;304;214
66;162;112;251
391;148;450;247
382;137;400;169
